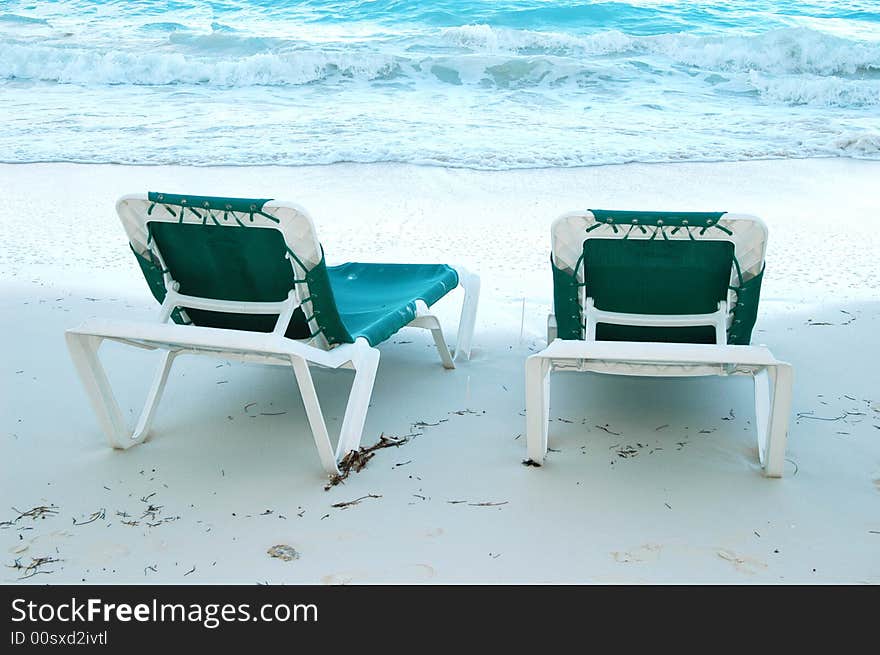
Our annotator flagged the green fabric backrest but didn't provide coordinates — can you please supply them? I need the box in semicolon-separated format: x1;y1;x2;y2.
585;238;733;343
552;210;765;345
150;222;294;302
146;222;313;338
586;238;734;314
131;192;360;343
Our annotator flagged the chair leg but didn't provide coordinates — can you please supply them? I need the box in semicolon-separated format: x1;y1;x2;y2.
453;269;480;362
525;355;552;465
754;369;771;467
430;326;455;370
290;356;339;476
66;331;175;449
336;346;381;459
754;364;793;477
412;312;455;369
130;350;176;445
67;332;126;447
290;344;381;477
763;363;793;478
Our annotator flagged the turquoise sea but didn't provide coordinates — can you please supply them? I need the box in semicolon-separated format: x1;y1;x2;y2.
1;1;878;168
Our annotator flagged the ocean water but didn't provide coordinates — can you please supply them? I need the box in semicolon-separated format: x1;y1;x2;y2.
1;0;879;169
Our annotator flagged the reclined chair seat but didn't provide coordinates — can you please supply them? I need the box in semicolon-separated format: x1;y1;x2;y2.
327;262;461;346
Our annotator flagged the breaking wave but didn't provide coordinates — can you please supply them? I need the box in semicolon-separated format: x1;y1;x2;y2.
2;26;878;107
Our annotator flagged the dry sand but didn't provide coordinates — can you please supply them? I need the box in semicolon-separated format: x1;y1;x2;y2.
0;158;878;583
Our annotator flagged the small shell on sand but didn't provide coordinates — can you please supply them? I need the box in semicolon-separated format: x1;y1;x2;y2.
267;544;300;562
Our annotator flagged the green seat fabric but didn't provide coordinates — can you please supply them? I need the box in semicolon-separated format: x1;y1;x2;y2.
133;216;458;347
328;263;459;346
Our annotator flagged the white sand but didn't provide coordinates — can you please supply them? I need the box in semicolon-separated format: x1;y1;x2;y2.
1;158;878;584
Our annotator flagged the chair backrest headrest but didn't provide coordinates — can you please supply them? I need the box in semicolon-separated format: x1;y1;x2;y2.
119;192;324;277
551;210;769;344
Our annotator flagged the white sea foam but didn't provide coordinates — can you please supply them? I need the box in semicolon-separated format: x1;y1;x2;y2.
442;25;880;76
833;132;880;154
0;43;402;86
440;24;634;55
749;72;880;107
648;28;880;76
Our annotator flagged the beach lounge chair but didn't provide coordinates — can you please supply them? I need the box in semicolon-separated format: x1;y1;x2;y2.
66;192;479;476
525;210;793;477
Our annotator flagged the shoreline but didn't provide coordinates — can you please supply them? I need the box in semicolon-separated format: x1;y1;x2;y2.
2;153;879;173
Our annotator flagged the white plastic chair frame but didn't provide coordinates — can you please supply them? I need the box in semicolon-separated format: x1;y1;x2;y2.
66;197;480;478
527;213;793;478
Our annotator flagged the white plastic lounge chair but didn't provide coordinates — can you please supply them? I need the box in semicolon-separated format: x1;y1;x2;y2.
526;210;793;477
66;192;479;477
